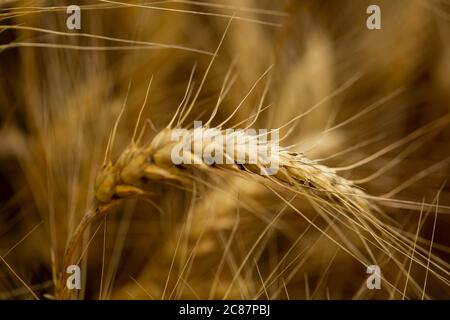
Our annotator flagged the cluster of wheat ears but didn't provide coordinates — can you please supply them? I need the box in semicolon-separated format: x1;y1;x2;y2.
0;0;450;300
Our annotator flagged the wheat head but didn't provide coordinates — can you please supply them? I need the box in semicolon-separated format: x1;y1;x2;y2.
57;119;376;298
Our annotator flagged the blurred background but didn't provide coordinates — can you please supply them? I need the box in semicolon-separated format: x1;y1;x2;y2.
0;0;449;299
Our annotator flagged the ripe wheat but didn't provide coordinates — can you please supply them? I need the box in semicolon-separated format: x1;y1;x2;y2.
57;116;376;298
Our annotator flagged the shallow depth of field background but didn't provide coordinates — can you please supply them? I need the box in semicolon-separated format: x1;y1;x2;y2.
0;0;450;299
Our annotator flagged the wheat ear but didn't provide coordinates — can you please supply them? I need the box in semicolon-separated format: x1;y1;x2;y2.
57;123;375;298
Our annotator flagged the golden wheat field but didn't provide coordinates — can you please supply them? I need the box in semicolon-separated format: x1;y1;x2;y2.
0;0;449;301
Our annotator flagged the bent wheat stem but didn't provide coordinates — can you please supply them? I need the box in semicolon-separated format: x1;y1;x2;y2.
57;123;376;298
57;200;122;299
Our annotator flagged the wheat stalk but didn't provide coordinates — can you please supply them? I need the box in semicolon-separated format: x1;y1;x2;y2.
56;119;376;298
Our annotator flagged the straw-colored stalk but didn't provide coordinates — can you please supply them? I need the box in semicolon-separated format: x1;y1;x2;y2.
57;123;375;298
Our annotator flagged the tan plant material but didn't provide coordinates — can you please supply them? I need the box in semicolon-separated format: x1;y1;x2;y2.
2;0;450;301
58;102;375;298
